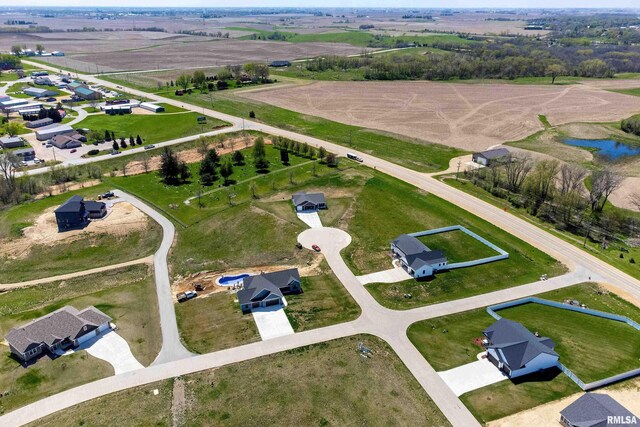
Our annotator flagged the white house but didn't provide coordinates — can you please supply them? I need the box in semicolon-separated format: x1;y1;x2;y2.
483;318;559;378
391;234;447;278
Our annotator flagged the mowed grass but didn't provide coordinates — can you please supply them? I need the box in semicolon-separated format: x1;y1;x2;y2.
0;186;162;283
167;91;466;173
0;265;161;366
285;261;361;332
417;229;499;263
175;292;260;354
29;335;450;426
76;112;228;145
611;87;640;97
344;174;565;309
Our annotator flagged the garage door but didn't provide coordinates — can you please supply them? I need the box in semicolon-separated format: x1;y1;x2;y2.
265;299;280;307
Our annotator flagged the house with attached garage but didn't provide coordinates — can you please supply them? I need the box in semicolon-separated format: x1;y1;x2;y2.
391;234;447;278
472;148;510;167
482;318;559;379
237;268;302;313
291;192;327;212
5;306;112;362
54;195;106;231
560;393;638;427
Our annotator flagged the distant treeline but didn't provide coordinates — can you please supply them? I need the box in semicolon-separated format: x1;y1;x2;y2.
0;26;167;34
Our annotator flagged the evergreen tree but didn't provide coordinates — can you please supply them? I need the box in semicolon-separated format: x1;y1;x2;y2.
112;141;119;152
220;159;233;185
199;149;219;185
105;130;112;142
318;146;327;161
159;147;181;184
129;136;134;146
232;150;245;165
120;138;127;149
280;149;289;165
136;134;143;145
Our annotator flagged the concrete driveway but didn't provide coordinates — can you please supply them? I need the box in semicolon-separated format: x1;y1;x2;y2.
76;330;144;375
357;262;412;285
438;353;508;396
296;211;322;228
252;305;295;341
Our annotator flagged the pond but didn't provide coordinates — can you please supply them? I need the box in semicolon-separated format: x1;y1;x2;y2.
564;138;640;160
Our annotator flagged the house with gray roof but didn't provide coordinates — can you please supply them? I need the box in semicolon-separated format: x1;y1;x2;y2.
292;192;327;211
0;136;26;149
5;306;112;362
391;234;448;278
560;393;638;427
54;195;106;231
472;148;510;166
25;117;54;129
483;318;559;378
237;268;302;313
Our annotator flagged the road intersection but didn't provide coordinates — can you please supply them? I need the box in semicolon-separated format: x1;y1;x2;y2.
1;61;638;426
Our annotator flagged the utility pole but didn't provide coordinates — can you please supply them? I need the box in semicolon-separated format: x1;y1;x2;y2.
582;220;591;248
456;160;461;181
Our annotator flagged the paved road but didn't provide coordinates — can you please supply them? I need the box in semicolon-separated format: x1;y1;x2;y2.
4;61;640;427
0;256;153;291
111;190;193;365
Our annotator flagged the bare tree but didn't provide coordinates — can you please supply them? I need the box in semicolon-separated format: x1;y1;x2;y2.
141;154;150;174
0;153;17;186
589;168;624;212
526;159;560;215
487;162;502;189
559;163;587;196
121;161;128;177
196;136;209;160
504;154;533;193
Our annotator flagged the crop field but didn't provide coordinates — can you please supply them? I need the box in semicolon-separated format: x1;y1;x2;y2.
242;81;640;151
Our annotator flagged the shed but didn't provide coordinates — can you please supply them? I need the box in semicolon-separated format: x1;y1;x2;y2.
23;87;57;98
140;102;164;113
472;148;510;166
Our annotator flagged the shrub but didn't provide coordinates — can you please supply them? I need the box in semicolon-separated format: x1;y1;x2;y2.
87;149;99;156
249;110;255;118
631;258;636;264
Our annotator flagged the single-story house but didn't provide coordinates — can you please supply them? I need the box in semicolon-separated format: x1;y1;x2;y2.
5;305;111;362
560;393;638;427
237;268;302;313
291;192;327;211
0;136;26;149
140;102;164;113
14;148;35;161
472;148;510;167
36;124;74;141
391;234;448;278
23;87;57;98
26;117;54;128
50;135;82;149
74;86;102;101
482;318;559;378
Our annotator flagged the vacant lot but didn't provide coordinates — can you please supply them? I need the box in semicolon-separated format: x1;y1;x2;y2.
243;81;640;151
33;336;450;426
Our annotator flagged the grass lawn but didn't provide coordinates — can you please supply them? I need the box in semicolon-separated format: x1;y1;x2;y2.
0;71;20;82
30;335;450;426
611;87;640;97
417;229;499;263
175;292;260;354
344;173;565;309
0;264;161;366
285;261;361;332
408;282;639;423
166;91;466;173
0;186;162;283
30;379;173;427
76;112;228;145
156;103;188;113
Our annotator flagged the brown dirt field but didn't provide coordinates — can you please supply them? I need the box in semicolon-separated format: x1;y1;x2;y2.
242;81;640;152
0;202;147;260
608;177;640;212
488;378;640;427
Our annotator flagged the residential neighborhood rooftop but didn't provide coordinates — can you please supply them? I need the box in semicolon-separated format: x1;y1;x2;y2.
560;393;638;427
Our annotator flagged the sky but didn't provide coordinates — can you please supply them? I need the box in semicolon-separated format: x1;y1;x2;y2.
3;1;640;8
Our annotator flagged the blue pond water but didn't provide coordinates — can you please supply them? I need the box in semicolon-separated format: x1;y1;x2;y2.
218;273;250;286
564;139;640;160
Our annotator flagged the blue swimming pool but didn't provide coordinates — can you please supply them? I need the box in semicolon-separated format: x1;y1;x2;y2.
218;273;250;286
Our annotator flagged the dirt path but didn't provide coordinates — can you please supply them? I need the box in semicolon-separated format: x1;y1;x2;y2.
171;377;186;427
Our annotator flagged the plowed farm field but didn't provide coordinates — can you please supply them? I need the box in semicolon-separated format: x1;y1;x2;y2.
242;80;640;151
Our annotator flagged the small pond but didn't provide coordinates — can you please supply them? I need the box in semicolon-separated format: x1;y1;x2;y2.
564;139;640;160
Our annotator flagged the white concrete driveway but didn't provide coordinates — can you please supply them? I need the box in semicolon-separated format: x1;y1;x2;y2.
252;305;295;341
357;262;412;285
296;211;322;228
77;330;144;375
438;353;508;396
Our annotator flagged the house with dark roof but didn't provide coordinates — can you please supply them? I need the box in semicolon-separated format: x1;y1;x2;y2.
14;147;35;161
50;134;83;149
5;306;112;362
391;234;448;278
25;117;54;129
292;192;327;212
482;318;559;378
237;268;302;313
54;195;106;230
472;148;510;166
560;393;638;427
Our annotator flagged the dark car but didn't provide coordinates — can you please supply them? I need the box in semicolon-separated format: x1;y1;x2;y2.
45;97;56;102
70;149;77;153
144;144;156;150
102;191;115;199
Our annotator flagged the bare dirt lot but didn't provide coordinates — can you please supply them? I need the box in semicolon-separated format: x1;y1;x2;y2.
243;80;640;151
0;202;148;259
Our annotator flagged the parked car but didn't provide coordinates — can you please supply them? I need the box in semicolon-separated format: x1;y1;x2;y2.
45;97;56;102
70;149;77;153
312;244;321;252
194;283;204;291
111;150;121;155
102;191;115;198
144;144;156;150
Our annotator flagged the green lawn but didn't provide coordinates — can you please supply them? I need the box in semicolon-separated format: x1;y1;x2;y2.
0;71;20;82
344;173;565;309
76;112;229;145
285;262;361;332
166;91;466;173
0;186;163;283
417;229;499;263
611;87;640;97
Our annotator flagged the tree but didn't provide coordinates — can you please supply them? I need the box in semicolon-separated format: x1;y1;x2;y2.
129;136;135;146
326;152;337;167
176;74;191;91
280;148;290;165
589;168;623;212
141;154;150;174
196;136;209;159
545;64;566;84
47;108;62;123
136;134;143;145
559;163;587;196
159;147;181;184
0;152;18;187
192;70;206;92
232;150;245;165
504;154;532;193
199;149;219;185
120;138;127;149
4;121;21;137
112;141;119;152
220;159;233;185
179;162;191;182
525;159;560;215
35;44;45;55
318;146;327;161
253;137;266;161
104;130;112;142
10;45;21;56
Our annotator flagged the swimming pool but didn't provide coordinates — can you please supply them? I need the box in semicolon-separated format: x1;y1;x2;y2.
217;273;250;287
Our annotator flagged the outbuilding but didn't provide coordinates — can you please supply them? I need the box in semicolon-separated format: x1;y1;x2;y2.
472;148;510;167
23;87;57;98
0;136;26;149
50;135;82;149
140;102;164;113
74;86;102;101
0;98;28;111
14;148;35;161
26;117;54;128
36;124;74;141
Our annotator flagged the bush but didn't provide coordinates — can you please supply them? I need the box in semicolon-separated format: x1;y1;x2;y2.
249;110;255;118
631;258;636;264
621;115;640;136
87;149;99;156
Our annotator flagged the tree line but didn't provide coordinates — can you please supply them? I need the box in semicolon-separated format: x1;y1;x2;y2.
174;63;271;93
